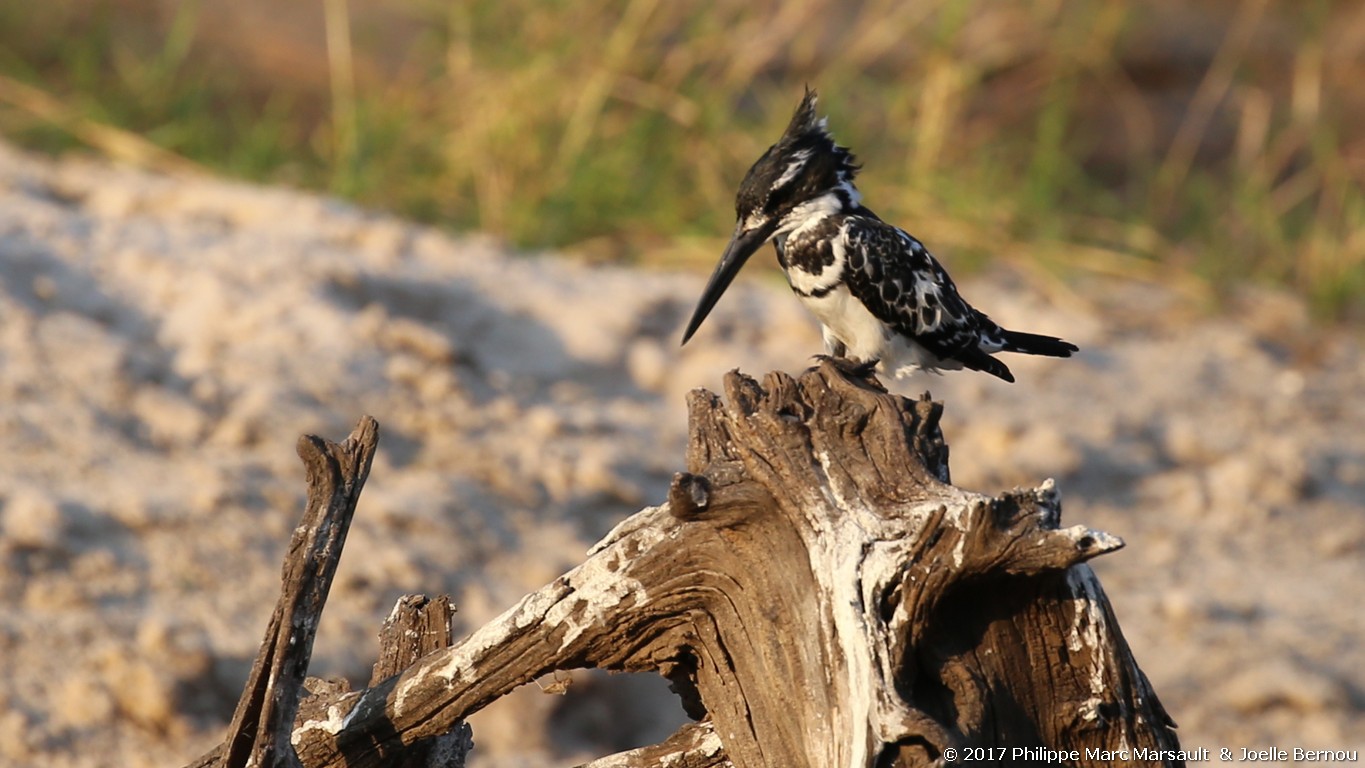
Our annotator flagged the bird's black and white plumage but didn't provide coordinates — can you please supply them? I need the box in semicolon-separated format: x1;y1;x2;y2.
681;89;1078;382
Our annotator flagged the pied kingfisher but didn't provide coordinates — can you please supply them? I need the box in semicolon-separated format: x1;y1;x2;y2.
681;89;1078;382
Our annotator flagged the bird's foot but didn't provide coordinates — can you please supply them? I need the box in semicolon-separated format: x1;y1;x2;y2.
811;354;882;380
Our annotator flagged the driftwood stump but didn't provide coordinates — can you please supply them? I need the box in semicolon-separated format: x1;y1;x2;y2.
185;418;474;768
188;360;1181;768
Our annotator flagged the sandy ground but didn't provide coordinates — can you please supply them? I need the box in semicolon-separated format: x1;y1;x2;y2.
0;141;1362;767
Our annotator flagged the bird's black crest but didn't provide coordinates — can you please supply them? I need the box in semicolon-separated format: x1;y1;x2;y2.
779;88;833;150
736;89;860;219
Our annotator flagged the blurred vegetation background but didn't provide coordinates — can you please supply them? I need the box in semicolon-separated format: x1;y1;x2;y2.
1;0;1361;319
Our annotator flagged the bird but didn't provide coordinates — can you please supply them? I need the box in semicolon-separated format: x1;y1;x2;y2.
680;89;1078;383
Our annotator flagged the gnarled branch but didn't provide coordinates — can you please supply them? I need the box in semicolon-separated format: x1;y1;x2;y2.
273;361;1178;768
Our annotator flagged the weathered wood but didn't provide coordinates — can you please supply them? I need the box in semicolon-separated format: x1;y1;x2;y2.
184;417;379;768
371;595;457;682
290;595;474;767
368;595;472;767
281;360;1179;768
574;721;729;768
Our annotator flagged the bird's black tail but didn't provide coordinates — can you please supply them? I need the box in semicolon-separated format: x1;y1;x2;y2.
1000;330;1079;358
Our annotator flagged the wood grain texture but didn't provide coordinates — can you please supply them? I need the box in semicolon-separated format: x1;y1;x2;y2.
191;361;1179;768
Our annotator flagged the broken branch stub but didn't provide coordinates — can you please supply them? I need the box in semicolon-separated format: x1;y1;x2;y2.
186;417;379;768
286;360;1178;767
366;594;472;767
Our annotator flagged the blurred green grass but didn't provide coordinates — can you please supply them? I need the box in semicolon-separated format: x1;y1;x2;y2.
1;0;1361;319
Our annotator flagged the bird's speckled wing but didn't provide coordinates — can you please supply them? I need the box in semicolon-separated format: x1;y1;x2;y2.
840;218;976;347
837;216;1013;378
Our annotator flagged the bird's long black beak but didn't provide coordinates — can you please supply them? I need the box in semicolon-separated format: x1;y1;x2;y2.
681;221;775;345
